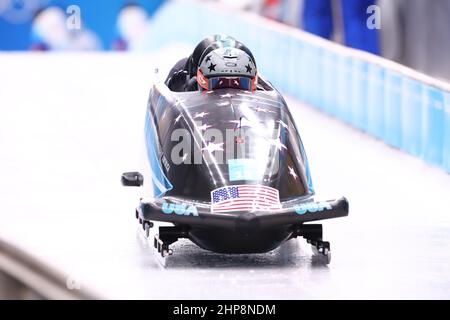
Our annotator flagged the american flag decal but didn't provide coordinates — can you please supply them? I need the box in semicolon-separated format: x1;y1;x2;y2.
211;185;281;213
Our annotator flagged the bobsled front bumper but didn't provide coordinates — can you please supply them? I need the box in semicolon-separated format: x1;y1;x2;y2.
137;196;349;229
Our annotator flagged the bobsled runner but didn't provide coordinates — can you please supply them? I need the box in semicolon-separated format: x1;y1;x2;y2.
122;74;348;264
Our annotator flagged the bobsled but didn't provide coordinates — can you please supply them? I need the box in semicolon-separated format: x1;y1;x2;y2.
122;74;348;263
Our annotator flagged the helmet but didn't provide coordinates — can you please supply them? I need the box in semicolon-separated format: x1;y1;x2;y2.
188;34;244;77
197;46;258;91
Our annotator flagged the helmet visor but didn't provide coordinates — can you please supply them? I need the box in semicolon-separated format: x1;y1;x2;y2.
209;77;252;91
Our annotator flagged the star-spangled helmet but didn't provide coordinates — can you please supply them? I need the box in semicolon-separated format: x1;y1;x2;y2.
196;45;258;92
188;34;234;77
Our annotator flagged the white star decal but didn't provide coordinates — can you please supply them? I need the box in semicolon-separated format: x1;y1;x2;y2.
254;106;275;113
202;142;224;153
216;101;229;107
288;165;298;180
174;114;182;123
268;137;287;151
197;124;212;131
174;99;186;106
194;112;209;119
278;120;288;129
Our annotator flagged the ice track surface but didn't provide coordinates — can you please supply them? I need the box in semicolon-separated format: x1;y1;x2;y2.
0;48;450;299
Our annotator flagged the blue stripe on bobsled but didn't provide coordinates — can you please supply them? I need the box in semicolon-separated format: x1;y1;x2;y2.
144;109;173;198
304;156;315;194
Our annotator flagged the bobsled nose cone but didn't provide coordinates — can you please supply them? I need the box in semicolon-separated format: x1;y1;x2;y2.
235;212;260;234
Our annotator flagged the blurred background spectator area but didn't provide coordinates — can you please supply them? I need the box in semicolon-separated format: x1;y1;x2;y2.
0;0;449;82
0;0;164;51
213;0;450;82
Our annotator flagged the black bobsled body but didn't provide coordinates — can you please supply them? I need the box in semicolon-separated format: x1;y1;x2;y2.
122;76;348;261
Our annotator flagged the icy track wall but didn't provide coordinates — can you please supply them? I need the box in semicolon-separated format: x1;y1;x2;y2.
140;0;450;173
